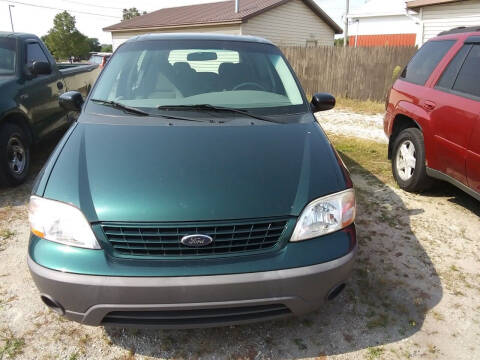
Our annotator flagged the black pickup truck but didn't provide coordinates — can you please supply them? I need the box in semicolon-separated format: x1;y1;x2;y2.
0;32;100;186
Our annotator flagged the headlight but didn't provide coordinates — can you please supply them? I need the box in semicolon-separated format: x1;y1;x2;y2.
28;196;100;249
291;189;356;242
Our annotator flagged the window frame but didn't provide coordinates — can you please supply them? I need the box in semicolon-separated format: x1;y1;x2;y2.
86;39;311;117
0;38;17;75
25;41;51;72
399;39;456;86
434;43;480;102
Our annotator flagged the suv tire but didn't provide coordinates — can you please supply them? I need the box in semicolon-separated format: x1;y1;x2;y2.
392;128;432;192
0;123;30;187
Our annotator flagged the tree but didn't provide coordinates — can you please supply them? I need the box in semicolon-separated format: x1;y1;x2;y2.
334;38;345;47
100;44;113;53
122;8;147;21
43;11;90;59
86;38;101;53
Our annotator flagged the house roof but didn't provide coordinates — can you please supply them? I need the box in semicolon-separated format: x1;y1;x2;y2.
103;0;343;34
407;0;462;10
129;33;275;45
348;0;409;18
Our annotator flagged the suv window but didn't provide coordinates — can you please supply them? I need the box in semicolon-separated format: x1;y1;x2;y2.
452;45;480;98
26;43;49;67
436;45;471;89
400;40;455;85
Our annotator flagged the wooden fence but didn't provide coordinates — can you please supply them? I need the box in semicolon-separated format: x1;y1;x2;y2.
280;46;417;102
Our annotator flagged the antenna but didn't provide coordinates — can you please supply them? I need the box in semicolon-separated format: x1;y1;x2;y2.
8;4;15;32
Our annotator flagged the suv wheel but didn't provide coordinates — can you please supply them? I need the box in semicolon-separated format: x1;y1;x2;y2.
0;123;30;186
392;128;431;192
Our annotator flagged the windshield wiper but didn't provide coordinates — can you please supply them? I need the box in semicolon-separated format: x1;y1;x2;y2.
91;99;206;122
91;99;150;116
157;104;282;123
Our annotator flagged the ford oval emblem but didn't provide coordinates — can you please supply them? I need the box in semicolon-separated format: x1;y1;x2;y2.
181;234;213;247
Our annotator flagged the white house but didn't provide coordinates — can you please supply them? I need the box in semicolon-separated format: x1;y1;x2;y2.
104;0;342;51
347;0;419;47
407;0;480;44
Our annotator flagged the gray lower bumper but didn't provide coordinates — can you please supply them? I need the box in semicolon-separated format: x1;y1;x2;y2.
28;248;356;328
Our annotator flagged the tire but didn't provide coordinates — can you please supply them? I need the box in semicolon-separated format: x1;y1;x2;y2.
0;123;31;187
391;128;432;193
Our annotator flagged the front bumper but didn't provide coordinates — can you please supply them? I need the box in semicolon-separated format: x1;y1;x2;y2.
28;246;356;329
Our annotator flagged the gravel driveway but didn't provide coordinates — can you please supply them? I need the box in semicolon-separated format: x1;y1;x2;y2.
316;109;388;143
0;120;479;360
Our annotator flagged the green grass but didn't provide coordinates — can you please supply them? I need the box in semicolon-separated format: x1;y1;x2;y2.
335;97;385;115
367;314;389;329
69;353;80;360
0;329;25;359
0;229;14;240
366;346;385;360
292;338;308;351
328;135;393;184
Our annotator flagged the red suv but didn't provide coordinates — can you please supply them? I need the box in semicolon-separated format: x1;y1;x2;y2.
385;26;480;201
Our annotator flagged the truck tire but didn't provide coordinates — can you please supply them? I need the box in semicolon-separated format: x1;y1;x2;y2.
392;128;432;192
0;123;30;187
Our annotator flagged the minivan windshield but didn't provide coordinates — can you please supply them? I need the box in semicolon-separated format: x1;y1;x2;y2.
0;38;16;75
89;39;308;116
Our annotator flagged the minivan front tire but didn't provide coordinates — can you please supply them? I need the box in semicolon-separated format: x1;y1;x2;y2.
392;128;431;192
0;123;30;186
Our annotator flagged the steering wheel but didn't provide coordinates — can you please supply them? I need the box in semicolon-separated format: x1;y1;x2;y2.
232;82;266;91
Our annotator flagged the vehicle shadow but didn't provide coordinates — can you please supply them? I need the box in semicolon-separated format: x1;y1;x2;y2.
423;182;480;217
104;152;443;359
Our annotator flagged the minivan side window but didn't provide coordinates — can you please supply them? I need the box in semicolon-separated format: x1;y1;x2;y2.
26;43;49;67
452;45;480;98
400;40;455;86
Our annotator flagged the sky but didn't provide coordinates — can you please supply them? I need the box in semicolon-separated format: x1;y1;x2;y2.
0;0;366;44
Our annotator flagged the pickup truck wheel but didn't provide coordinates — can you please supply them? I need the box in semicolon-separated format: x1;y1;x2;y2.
0;123;30;186
392;128;432;192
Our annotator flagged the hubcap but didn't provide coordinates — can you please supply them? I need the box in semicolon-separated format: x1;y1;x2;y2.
396;140;417;181
7;136;26;175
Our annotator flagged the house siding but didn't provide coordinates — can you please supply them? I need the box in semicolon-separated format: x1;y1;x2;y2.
421;0;480;43
241;0;335;46
111;24;242;51
349;15;419;36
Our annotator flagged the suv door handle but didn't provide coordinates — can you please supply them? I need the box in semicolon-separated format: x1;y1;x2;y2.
423;100;436;111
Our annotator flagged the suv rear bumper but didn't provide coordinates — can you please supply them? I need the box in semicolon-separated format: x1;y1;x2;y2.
28;247;356;329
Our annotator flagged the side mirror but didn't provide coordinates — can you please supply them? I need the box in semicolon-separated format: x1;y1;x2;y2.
311;93;336;112
30;61;52;76
59;91;84;112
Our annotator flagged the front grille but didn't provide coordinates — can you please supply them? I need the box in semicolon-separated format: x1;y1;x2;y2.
101;218;289;257
102;304;291;327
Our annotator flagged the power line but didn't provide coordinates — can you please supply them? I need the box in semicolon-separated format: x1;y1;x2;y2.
0;0;121;18
57;0;123;11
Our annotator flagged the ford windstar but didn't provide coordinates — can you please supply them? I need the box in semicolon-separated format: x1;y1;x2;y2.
28;34;356;328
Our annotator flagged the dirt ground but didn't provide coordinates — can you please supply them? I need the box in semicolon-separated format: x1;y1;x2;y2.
0;119;479;360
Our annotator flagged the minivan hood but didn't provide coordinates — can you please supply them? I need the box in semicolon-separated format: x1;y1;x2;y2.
43;116;349;222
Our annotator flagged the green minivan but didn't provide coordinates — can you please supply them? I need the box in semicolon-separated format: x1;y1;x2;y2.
28;34;357;328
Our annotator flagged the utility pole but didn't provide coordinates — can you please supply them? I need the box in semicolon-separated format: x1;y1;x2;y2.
344;0;349;47
8;4;15;33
